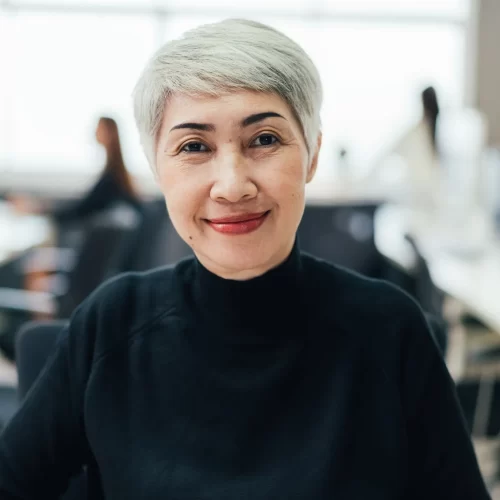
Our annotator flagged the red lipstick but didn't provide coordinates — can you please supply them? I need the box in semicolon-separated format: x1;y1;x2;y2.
206;211;269;235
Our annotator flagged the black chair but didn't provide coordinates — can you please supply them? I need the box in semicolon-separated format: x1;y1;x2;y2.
402;236;500;437
0;204;140;360
403;234;447;355
116;198;192;272
0;386;18;434
57;206;140;316
424;312;448;358
16;320;67;400
15;320;85;500
403;235;444;314
297;203;386;279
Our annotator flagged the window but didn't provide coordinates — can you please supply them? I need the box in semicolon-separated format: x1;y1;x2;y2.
0;12;14;168
2;12;156;173
276;20;465;179
318;0;469;17
0;1;470;181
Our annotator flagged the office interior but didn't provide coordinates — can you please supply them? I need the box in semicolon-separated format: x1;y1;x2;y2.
1;0;500;495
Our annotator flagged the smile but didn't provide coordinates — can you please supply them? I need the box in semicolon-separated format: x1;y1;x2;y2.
205;211;270;235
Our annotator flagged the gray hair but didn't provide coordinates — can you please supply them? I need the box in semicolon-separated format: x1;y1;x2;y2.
133;18;323;170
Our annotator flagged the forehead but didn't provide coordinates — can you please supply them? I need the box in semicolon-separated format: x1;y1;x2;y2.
161;90;295;128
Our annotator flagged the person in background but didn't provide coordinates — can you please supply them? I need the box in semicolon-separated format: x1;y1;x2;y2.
364;85;441;207
51;116;141;225
0;19;490;499
421;86;440;153
6;116;141;225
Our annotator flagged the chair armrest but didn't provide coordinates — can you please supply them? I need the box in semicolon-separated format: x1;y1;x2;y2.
0;288;56;315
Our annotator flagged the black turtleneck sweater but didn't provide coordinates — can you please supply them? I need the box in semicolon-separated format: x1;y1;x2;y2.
0;243;490;499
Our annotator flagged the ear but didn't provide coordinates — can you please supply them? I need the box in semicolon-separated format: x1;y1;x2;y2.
306;133;322;184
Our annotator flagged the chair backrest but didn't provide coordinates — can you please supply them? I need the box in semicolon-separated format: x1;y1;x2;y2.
404;234;447;355
404;234;445;317
297;203;385;278
117;198;193;272
424;312;448;357
16;320;67;401
15;320;86;500
161;216;194;266
59;204;140;316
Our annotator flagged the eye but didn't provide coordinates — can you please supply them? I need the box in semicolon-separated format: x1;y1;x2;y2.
181;142;209;153
250;133;279;148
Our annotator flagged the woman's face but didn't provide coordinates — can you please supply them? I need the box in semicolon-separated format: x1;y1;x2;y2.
155;90;320;279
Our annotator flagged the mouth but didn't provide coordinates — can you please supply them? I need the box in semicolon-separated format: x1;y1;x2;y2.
205;211;270;235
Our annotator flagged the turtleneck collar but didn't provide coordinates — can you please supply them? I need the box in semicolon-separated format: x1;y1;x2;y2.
189;239;305;342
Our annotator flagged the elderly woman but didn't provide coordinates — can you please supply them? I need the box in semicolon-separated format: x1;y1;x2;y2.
0;19;490;500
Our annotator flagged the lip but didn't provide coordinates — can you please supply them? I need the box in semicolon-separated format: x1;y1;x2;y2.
207;212;269;224
205;211;270;235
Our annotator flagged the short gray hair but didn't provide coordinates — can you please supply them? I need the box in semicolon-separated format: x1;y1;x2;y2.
133;18;323;170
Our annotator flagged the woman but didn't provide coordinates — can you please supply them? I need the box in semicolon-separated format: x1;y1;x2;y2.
6;117;140;223
363;86;441;208
0;19;490;499
51;116;141;225
421;86;440;152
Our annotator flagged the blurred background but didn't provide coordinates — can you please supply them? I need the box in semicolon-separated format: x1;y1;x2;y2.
2;0;500;495
0;0;476;190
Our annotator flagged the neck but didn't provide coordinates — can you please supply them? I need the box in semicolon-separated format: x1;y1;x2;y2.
189;238;304;338
193;238;296;281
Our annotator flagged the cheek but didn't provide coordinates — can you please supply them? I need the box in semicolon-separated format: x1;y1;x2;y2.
262;156;307;200
156;169;200;231
159;184;200;249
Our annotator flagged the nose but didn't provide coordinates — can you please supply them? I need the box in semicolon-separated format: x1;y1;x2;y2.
209;150;258;203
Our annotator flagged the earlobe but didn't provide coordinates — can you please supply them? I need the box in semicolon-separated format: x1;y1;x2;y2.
306;133;322;184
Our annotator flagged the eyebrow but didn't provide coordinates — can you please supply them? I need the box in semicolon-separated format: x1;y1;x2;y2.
169;122;215;133
169;111;285;133
241;112;285;127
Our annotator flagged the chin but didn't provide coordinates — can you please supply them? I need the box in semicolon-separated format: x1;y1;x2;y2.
207;240;279;277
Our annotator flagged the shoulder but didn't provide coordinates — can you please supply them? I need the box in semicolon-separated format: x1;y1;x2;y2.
65;256;194;360
301;251;421;325
301;252;433;366
301;253;442;392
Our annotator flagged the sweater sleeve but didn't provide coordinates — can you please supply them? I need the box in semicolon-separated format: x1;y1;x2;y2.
400;303;491;499
0;305;95;499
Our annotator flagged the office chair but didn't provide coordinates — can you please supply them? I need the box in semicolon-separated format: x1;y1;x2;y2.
0;385;18;433
402;235;500;437
16;320;67;400
116;198;193;272
15;320;85;500
403;234;447;354
0;204;140;360
297;203;385;278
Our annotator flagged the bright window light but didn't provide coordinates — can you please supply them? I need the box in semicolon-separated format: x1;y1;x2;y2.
0;1;469;180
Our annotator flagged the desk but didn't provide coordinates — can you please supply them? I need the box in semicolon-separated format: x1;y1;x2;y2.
0;202;54;265
374;204;500;333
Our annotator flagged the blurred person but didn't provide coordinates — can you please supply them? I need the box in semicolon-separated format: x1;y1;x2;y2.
7;116;141;223
364;86;441;206
51;116;142;224
421;85;440;151
0;19;490;500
